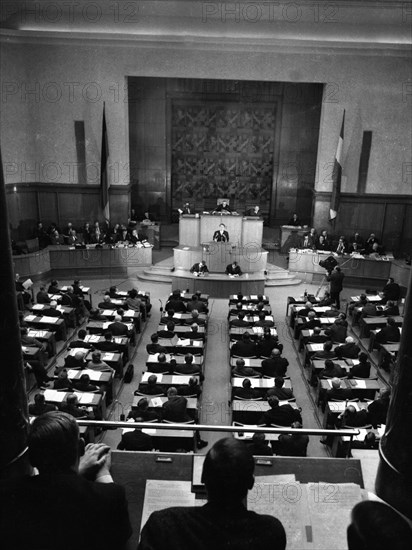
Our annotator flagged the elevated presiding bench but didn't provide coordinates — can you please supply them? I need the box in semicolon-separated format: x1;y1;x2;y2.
172;269;266;298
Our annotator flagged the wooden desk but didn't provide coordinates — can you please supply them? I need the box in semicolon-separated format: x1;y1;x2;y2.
158;324;206;335
232;399;298;424
379;343;400;367
230;357;263;369
318;379;381;402
158;339;205;355
359;315;403;338
43;389;105;418
140;372;200;388
132;396;198;420
146;354;203;367
84;351;123;376
122;427;195;453
231;378;292;390
171;312;208;324
27;329;56;356
229;294;269;304
294;316;338;339
83;334;130;356
303;342;340;366
86;321;135;339
111;451;364;546
171;269;266;298
229;327;277;340
24;314;67;341
31;303;76;328
229;314;274;326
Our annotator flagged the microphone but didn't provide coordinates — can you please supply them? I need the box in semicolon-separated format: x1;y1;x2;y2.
159;299;163;312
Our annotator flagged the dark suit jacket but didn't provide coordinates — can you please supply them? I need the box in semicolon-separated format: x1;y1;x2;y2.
268;387;294;401
162;395;190;422
146;343;167;355
94;341;121;352
226;264;242;275
70;340;93;349
230;318;250;328
327;271;345;293
349;362;371;378
261;357;289;377
335;342;360;358
0;472;132;550
42;308;62;317
325;387;353;402
231;341;257;357
277;434;309;457
117;430;153;451
382;282;401;302
213;230;229;242
245;441;273;456
260;405;302;426
319;364;346;379
190;263;209;274
329;324;347;343
166;298;187;312
375;325;400;344
107;321;128;336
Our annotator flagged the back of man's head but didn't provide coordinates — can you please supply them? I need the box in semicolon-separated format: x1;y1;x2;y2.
151;333;158;343
166;321;175;332
324;341;333;352
114;314;122;322
66;394;78;406
80;374;90;384
201;438;254;503
104;331;113;341
78;329;87;340
167;387;178;398
238;312;245;320
387;317;396;327
236;358;245;368
191;310;199;319
185;353;193;364
324;359;334;369
313;327;321;334
331;377;341;389
345;336;354;344
167;309;175;317
347;501;412;550
158;353;166;363
268;395;280;409
28;412;79;474
271;349;280;358
242;378;252;389
148;374;157;385
274;377;284;388
308;311;316;319
137;397;149;410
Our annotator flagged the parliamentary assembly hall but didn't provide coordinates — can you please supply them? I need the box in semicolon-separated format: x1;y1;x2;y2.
1;1;412;548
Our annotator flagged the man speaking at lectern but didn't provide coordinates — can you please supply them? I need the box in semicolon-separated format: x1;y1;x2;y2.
213;223;229;242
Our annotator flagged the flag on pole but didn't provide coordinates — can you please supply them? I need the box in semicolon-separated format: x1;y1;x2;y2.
100;103;110;221
329;110;345;222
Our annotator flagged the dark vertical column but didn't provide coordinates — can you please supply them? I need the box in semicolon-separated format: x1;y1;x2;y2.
357;131;372;194
376;268;412;518
74;121;87;185
0;149;30;479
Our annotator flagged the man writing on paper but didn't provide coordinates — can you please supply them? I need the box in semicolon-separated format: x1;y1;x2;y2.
138;437;286;550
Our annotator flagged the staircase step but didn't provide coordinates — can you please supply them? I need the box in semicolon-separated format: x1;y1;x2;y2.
137;271;172;283
265;271;296;280
265;278;301;287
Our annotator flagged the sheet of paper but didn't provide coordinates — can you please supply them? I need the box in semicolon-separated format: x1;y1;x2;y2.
305;482;362;550
85;335;100;342
178;339;191;345
103;352;114;360
25;315;36;322
41;316;58;323
150;397;163;407
354;380;366;389
248;476;310;550
32;304;43;310
77;393;94;404
44;389;65;402
141;480;204;531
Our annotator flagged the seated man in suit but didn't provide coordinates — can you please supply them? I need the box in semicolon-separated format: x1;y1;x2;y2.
228;301;244;317
147;352;172;374
36;285;51;304
0;412;132;550
178;377;202;397
160;308;177;326
336;405;369;428
165;290;187;313
381;277;401;304
231;332;257;358
226;261;242;276
319;377;353;412
296;301;316;318
233;378;260;400
328;318;347;343
28;393;58;416
375;317;401;344
299;232;315;249
313;341;336;360
59;393;90;419
87;351;114;374
108;314;129;337
186;294;208;314
64;350;87;370
276;422;309;457
146;334;167;355
287;213;301;226
361;301;378;319
137;374;164;396
70;328;93;349
190;260;209;276
260;396;302;426
253;311;275;328
213;200;232;214
213;223;229;242
183;323;205;341
299;311;321;333
73;373;99;393
232;358;260;378
139;438;286;550
229;311;250;328
367;389;391;427
185;309;206;327
335;336;360;359
98;294;119;310
128;397;160;422
307;326;329;344
348;352;371;379
318;359;346;379
117;420;154;451
94;331;121;352
261;349;289;378
157;321;177;339
246;205;262;217
174;353;203;377
256;330;283;357
42;300;62;318
267;377;294;401
53;368;74;391
335;236;348;255
317;291;334;307
245;432;273;456
162;387;191;422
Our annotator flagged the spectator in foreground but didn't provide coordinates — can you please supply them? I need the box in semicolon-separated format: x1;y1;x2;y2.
0;412;132;550
138;438;286;550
